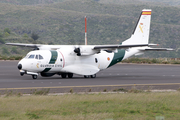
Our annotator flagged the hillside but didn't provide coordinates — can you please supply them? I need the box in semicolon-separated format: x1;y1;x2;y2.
141;0;180;6
0;0;180;58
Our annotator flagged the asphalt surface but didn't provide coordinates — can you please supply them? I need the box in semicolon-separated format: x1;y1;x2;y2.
1;60;180;93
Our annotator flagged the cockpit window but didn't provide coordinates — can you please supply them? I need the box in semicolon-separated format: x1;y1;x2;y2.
25;54;43;60
28;55;35;59
39;55;43;60
24;54;30;58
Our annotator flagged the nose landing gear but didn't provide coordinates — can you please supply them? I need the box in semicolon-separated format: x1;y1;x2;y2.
32;75;38;79
19;70;38;79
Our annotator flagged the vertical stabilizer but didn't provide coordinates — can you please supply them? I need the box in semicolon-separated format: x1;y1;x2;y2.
122;9;151;45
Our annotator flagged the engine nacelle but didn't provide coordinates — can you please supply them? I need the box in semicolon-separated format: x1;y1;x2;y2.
74;46;98;56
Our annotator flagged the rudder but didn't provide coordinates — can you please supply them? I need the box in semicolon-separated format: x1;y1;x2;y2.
122;9;152;45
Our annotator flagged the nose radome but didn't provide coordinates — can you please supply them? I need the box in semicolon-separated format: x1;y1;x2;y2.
18;64;22;70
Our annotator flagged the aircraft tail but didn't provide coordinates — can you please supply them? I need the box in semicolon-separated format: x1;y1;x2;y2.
122;9;151;45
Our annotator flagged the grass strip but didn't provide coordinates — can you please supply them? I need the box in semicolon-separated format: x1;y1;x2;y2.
0;92;180;120
122;57;180;64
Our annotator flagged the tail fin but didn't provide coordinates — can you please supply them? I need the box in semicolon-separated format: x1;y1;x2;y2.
122;9;151;45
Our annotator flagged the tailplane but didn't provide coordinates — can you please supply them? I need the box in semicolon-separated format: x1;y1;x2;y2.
122;9;151;45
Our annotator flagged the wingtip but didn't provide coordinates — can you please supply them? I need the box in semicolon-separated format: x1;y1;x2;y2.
168;48;174;51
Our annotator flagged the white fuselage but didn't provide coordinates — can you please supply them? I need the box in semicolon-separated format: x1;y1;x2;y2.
18;45;128;76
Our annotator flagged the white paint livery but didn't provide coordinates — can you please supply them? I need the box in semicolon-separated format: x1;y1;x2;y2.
6;9;173;79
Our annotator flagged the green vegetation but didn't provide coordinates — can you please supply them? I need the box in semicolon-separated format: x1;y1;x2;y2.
31;32;39;41
122;57;180;64
0;0;66;5
142;0;180;6
1;92;180;120
0;0;180;58
0;55;22;60
31;89;50;95
4;28;11;34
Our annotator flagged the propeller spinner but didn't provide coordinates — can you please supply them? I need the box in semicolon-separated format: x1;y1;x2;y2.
74;47;81;56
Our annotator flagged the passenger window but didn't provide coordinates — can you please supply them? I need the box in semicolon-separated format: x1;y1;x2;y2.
95;58;98;63
35;55;38;59
39;55;43;60
28;55;35;59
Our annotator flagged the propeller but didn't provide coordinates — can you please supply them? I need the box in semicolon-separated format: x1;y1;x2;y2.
33;47;40;50
74;47;81;56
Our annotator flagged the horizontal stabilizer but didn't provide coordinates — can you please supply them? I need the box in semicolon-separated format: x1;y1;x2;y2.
62;64;100;75
139;47;174;51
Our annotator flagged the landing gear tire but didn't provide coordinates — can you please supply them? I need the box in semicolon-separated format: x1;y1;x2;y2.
84;75;90;78
61;73;67;78
20;72;24;76
91;74;96;78
68;73;73;78
84;74;96;78
32;75;38;79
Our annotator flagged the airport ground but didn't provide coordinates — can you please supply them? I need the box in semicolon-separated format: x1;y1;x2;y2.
1;61;180;120
1;61;180;94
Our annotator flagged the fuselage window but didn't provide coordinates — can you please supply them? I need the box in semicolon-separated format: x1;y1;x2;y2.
60;58;62;61
35;55;38;59
39;55;44;60
95;58;98;63
28;55;35;59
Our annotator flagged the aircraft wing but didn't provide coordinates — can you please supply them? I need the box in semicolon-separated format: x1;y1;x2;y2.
6;43;41;48
94;44;173;51
6;43;150;49
93;44;149;50
61;64;100;75
5;43;61;50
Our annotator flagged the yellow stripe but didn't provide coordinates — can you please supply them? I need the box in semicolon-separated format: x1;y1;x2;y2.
142;12;151;15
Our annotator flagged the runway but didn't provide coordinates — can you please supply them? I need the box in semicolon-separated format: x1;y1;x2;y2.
1;61;180;93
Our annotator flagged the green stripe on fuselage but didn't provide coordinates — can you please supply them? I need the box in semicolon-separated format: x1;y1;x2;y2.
42;68;51;73
108;49;125;68
49;50;58;64
42;50;58;73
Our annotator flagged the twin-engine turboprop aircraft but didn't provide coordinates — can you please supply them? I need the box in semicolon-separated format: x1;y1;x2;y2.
6;9;173;79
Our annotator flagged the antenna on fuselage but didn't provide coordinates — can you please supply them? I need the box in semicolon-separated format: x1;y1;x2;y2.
85;16;87;45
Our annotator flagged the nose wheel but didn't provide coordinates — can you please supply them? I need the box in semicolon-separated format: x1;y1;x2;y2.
32;75;38;79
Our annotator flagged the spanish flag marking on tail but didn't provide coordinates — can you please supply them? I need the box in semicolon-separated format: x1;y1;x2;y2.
142;11;151;15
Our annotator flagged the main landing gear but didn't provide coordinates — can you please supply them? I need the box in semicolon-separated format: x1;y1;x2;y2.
29;73;97;79
61;73;73;78
60;73;96;78
84;74;96;78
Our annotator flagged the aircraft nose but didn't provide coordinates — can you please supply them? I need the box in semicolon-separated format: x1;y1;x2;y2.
17;64;22;70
